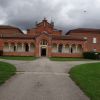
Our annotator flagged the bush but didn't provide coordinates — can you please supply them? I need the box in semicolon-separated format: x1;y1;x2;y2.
83;52;100;59
0;50;3;56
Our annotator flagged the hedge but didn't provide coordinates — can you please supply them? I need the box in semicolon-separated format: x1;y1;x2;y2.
83;52;100;59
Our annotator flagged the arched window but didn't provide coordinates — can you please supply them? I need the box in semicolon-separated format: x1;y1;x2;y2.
71;47;73;53
65;44;70;53
10;43;15;52
30;43;35;52
71;44;76;53
17;43;22;52
52;43;57;53
3;42;9;52
77;44;83;53
24;43;29;52
58;44;63;53
40;40;48;45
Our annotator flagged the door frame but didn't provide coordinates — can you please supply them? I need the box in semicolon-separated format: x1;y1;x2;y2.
39;45;48;57
41;47;47;56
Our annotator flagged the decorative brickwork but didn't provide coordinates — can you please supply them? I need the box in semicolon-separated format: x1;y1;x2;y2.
0;19;100;57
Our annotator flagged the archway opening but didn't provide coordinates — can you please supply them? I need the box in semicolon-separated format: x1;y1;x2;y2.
25;43;29;52
14;46;16;52
41;48;46;56
40;39;48;57
58;44;63;53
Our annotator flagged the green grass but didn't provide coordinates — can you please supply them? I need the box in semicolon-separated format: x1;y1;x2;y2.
0;56;37;61
0;61;16;85
69;63;100;100
49;57;89;61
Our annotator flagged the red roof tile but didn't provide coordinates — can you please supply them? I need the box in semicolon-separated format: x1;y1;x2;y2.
67;28;100;34
0;25;24;35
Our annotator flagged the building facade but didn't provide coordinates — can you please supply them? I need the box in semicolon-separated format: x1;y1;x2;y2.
0;18;100;57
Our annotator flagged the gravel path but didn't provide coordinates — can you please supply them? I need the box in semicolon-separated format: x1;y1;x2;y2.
0;58;98;100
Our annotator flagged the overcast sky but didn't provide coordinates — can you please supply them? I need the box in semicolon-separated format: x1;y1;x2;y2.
0;0;100;33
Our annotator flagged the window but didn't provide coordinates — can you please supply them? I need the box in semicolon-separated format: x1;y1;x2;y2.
41;40;48;45
24;43;29;52
93;48;96;52
93;38;97;43
83;37;87;40
14;46;16;52
58;44;63;53
52;44;57;53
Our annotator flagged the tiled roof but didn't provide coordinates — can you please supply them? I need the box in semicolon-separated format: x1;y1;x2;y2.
52;35;85;41
0;33;84;41
0;34;35;39
0;28;84;41
0;25;16;29
67;28;100;34
0;25;23;34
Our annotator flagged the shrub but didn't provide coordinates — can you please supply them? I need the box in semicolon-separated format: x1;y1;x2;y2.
83;52;100;59
0;50;3;56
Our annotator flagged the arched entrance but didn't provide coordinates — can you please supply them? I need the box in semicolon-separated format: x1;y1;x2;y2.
41;48;46;56
40;40;48;57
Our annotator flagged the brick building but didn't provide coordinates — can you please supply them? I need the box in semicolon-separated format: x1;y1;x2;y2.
0;18;100;57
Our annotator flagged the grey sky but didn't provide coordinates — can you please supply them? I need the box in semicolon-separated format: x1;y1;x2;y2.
0;0;100;33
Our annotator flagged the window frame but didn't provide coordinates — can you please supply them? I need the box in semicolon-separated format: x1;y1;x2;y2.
93;37;97;44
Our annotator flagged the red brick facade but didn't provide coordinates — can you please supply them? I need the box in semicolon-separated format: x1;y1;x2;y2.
0;19;100;57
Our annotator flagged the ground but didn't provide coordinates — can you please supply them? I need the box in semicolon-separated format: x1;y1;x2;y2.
69;63;100;100
0;56;36;61
49;57;91;61
0;58;99;100
0;61;16;85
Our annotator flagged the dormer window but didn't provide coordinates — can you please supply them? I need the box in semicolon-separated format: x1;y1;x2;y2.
93;37;97;43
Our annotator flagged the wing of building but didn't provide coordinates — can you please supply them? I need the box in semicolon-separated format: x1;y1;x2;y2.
0;18;100;57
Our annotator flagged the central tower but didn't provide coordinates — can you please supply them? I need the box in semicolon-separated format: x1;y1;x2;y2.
27;18;62;36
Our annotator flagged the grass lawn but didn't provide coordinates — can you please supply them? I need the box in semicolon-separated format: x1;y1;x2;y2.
0;56;37;61
49;57;90;61
69;62;100;100
0;61;16;85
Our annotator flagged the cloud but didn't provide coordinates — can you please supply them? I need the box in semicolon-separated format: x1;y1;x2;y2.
0;0;100;33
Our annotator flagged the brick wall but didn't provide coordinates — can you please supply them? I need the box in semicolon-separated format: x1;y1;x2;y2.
69;32;100;52
3;52;34;56
51;53;83;57
27;19;62;36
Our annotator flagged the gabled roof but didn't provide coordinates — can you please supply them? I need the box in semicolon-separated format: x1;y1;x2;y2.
0;25;17;29
52;35;85;41
0;34;35;39
66;28;100;34
34;31;51;38
36;18;53;27
0;31;50;39
0;25;23;34
0;32;84;41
